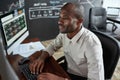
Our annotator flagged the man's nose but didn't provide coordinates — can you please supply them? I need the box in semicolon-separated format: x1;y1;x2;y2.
58;18;62;25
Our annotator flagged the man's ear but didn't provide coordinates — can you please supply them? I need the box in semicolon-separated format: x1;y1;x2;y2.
77;18;83;25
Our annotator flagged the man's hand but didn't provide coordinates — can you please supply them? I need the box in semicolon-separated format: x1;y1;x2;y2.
29;58;45;74
29;50;50;74
37;73;66;80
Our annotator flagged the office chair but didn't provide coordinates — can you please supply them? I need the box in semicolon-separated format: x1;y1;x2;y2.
92;30;120;80
88;7;118;35
57;30;120;80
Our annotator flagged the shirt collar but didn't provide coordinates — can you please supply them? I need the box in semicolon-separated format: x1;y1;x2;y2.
70;26;85;44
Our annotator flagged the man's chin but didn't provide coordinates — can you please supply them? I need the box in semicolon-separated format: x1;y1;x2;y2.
59;28;67;33
60;30;66;33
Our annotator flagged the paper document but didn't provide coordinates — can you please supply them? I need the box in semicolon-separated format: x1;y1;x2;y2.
13;41;45;57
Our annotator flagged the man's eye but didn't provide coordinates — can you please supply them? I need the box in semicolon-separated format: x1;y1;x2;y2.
59;16;69;20
63;17;68;19
60;17;69;19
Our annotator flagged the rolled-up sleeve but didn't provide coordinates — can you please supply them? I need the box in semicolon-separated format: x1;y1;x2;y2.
45;33;63;56
85;35;104;80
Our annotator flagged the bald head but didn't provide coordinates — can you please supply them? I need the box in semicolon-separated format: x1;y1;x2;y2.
61;2;84;20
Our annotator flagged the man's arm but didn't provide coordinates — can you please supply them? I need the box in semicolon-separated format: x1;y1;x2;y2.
45;33;63;56
39;50;50;61
29;33;63;74
85;36;104;80
37;73;70;80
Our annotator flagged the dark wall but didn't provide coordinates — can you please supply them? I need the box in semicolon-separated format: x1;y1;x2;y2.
0;0;103;41
25;0;76;41
25;0;103;41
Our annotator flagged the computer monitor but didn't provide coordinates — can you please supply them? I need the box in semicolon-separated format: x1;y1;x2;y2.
107;7;120;17
0;8;29;55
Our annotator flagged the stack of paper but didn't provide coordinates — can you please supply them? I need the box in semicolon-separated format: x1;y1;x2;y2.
13;41;45;57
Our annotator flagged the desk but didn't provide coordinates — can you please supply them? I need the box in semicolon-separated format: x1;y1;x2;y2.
7;38;70;80
107;17;120;24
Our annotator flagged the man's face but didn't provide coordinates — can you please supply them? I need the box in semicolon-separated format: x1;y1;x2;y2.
58;9;79;33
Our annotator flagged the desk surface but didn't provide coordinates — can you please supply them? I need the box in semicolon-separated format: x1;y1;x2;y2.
107;17;120;24
7;38;70;80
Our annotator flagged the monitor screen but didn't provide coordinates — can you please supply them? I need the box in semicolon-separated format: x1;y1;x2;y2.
107;7;120;17
0;8;29;55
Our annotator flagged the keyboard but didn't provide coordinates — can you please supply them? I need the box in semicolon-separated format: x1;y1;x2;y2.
19;58;37;80
19;63;37;80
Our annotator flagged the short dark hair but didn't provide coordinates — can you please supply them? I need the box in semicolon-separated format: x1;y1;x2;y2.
61;2;84;19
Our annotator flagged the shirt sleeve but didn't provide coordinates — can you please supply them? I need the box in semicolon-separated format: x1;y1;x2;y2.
44;33;63;56
85;35;104;80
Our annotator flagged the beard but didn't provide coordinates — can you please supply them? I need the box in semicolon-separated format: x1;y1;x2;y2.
59;25;68;33
59;25;75;34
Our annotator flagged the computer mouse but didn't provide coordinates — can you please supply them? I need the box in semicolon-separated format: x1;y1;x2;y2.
18;57;30;65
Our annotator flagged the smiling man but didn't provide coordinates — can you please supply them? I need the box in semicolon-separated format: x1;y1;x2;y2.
29;2;104;80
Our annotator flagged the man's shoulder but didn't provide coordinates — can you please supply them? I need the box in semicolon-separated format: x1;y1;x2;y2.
83;28;96;37
83;28;100;41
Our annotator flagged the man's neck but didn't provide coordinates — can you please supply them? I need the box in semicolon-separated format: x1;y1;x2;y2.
67;25;82;39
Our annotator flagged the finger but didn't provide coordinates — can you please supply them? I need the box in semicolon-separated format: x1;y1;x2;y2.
29;62;34;73
37;76;44;80
29;62;35;73
37;76;42;80
40;63;44;73
31;62;38;74
36;62;41;74
37;74;47;80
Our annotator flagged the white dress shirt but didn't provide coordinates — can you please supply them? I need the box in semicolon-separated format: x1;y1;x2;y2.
45;26;104;80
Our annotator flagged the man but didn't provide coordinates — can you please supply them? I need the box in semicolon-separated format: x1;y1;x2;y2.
29;2;104;80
